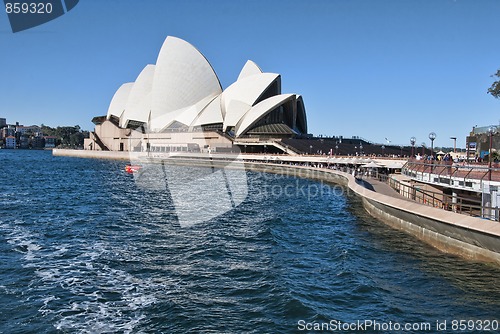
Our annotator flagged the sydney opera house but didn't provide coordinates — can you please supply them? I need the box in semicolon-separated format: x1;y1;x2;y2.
85;36;307;153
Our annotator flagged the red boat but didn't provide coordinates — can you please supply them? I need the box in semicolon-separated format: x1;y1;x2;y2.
125;164;142;174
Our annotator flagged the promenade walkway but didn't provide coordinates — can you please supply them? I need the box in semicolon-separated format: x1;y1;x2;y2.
357;177;410;201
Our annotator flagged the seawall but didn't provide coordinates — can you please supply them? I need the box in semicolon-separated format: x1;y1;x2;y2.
52;149;500;265
53;149;131;160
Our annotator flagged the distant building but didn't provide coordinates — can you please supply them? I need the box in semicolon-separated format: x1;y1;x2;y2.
5;136;16;149
0;118;6;128
19;135;30;149
16;125;41;136
31;136;45;149
466;125;500;159
1;125;15;140
44;136;57;148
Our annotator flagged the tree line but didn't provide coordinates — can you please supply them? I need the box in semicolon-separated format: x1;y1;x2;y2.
40;125;90;148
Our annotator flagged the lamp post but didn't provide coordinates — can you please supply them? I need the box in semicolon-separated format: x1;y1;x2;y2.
410;137;416;157
429;132;436;159
488;126;497;181
335;143;339;156
381;145;385;157
309;145;313;155
359;142;363;156
450;137;457;153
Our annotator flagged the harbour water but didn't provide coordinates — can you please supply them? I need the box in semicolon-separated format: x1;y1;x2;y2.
1;150;499;333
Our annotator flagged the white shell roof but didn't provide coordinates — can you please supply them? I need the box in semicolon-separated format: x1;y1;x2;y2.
171;94;216;128
221;72;280;117
190;95;223;127
120;64;155;127
104;36;306;137
295;95;307;133
222;100;252;132
107;82;134;120
151;36;222;125
237;60;263;81
235;94;295;137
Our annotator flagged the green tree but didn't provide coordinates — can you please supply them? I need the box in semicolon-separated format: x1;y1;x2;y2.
39;124;87;148
69;132;84;148
488;69;500;98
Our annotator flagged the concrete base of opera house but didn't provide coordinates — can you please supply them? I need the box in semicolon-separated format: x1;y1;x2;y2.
53;149;132;160
53;149;500;265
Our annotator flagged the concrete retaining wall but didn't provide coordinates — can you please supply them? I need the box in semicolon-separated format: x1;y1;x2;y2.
52;149;500;264
53;149;131;160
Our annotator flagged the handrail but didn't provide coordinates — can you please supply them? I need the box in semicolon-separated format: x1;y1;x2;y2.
403;160;500;183
387;175;499;221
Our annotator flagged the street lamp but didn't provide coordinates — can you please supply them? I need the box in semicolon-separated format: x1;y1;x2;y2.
450;137;457;153
488;126;497;181
335;143;339;156
410;137;416;157
381;145;385;156
359;142;363;156
309;145;313;155
429;132;436;159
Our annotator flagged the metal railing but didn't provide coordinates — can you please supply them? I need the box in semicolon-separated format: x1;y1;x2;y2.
402;159;500;183
387;176;499;221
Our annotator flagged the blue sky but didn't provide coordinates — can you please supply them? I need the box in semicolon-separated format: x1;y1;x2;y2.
0;0;499;147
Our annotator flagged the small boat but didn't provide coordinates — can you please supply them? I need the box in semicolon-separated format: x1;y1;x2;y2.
125;164;142;174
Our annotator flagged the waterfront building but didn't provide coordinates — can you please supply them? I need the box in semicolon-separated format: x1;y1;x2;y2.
402;159;500;221
31;136;46;149
19;135;30;149
0;118;6;128
1;125;15;140
5;136;16;149
44;136;57;148
85;36;307;153
466;124;500;160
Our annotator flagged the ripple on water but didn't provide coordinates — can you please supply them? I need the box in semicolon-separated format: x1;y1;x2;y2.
1;151;500;333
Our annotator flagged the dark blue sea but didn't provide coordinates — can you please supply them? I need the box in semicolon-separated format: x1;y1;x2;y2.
1;150;499;333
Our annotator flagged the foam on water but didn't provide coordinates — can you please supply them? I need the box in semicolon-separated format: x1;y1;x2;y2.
2;151;500;333
0;220;165;333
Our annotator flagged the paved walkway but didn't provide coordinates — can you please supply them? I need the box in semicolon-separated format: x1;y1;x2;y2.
357;177;410;201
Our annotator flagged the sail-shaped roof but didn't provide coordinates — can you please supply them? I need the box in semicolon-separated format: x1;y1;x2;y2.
235;94;295;137
106;83;134;120
101;36;307;139
151;36;222;127
237;60;263;81
120;65;155;128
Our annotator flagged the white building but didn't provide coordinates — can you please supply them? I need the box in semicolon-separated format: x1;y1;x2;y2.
5;136;16;149
16;125;42;136
86;36;307;153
